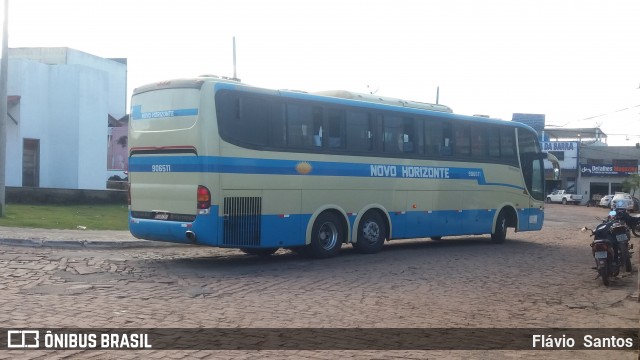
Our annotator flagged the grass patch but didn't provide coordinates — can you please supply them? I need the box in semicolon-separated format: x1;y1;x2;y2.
0;204;129;230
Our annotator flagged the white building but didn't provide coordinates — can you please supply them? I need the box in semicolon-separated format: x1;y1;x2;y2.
5;47;127;190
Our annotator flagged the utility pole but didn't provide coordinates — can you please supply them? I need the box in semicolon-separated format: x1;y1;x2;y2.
0;0;8;217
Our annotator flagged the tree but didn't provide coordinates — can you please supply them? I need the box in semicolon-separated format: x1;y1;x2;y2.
621;174;640;197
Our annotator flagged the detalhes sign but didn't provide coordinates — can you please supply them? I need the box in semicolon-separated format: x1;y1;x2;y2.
580;161;639;177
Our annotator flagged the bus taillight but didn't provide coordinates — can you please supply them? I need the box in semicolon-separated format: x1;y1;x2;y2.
197;185;211;214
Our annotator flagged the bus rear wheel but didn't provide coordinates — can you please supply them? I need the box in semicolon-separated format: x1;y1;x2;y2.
308;212;344;258
353;211;386;254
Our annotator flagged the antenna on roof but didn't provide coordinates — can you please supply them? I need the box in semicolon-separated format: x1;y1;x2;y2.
232;36;241;82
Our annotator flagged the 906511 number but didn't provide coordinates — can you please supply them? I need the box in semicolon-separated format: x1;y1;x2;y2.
151;164;171;172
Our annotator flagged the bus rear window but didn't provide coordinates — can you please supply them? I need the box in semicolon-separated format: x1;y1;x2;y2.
130;88;200;132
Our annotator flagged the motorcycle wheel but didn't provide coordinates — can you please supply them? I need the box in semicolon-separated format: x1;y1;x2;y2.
599;267;610;286
632;225;640;237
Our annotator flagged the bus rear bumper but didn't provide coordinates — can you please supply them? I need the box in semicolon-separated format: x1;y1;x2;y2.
128;208;219;246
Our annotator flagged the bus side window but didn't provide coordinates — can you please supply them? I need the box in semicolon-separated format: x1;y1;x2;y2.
313;107;323;147
382;115;403;154
401;117;417;153
373;113;384;153
424;118;440;155
346;111;373;152
470;125;486;158
454;124;471;156
487;126;501;159
441;122;453;156
217;93;268;146
326;108;345;149
286;103;321;148
268;102;286;147
500;127;517;162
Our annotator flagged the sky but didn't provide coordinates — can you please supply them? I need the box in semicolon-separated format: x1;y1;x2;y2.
4;0;640;145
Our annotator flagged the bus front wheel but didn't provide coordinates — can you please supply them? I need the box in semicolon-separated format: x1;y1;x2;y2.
491;210;507;243
353;211;386;254
308;212;344;258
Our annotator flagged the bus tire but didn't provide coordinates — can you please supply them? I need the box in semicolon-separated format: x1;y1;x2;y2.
353;211;386;254
491;210;507;243
308;212;344;258
240;248;278;256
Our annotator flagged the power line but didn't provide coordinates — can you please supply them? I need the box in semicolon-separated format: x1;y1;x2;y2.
551;104;640;127
580;104;640;122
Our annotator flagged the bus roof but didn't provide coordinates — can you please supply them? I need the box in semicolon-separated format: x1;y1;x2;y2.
313;90;453;113
132;75;241;95
133;76;536;133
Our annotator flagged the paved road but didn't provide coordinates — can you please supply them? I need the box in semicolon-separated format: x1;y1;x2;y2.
0;204;637;359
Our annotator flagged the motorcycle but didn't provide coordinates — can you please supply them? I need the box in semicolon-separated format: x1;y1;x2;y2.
612;207;640;237
588;209;633;286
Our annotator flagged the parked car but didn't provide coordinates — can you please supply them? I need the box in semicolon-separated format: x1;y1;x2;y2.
610;193;634;211
545;190;584;205
599;195;614;208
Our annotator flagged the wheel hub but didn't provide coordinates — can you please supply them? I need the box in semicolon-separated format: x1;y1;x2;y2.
318;222;338;250
362;221;380;244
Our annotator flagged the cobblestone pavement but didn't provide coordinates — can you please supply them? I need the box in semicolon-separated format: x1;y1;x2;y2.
0;204;638;359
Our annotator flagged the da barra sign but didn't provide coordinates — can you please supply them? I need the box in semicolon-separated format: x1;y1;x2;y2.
580;163;638;177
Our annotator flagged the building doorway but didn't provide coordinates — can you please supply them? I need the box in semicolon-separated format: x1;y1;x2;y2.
22;139;40;187
589;182;609;197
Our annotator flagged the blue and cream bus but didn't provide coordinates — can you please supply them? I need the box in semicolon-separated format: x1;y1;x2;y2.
128;76;545;258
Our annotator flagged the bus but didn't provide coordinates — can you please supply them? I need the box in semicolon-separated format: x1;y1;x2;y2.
128;76;546;258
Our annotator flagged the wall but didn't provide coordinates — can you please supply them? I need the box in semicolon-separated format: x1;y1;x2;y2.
76;65;109;189
66;49;127;118
47;65;80;188
6;47;127;190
